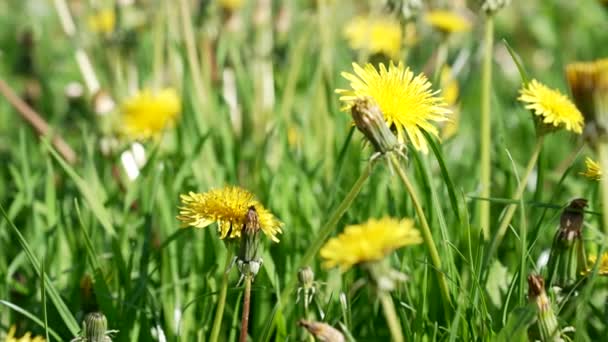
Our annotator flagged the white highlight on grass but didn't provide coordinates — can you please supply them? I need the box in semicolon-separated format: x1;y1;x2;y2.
121;143;147;181
537;249;551;270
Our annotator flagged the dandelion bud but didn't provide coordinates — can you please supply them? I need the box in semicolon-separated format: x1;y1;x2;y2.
480;0;511;15
237;206;264;281
547;199;587;288
298;320;345;342
84;312;108;342
527;274;561;341
400;0;423;21
351;98;402;156
298;266;315;289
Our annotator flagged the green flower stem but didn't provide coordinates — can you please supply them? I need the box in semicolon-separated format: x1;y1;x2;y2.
239;275;253;342
379;292;404;342
479;15;495;240
266;163;374;339
598;143;608;237
389;154;452;306
486;135;544;265
209;248;234;342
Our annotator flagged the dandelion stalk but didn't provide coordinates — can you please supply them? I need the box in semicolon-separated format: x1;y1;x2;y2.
209;248;234;342
486;135;544;264
379;292;404;342
389;154;452;306
239;275;252;342
479;15;494;240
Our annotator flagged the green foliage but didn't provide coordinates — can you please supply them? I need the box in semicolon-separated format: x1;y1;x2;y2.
1;0;608;341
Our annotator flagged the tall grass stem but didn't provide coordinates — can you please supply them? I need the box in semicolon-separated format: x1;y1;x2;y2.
485;136;544;266
209;248;234;342
479;16;494;240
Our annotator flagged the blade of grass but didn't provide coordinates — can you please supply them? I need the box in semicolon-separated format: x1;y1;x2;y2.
1;203;80;335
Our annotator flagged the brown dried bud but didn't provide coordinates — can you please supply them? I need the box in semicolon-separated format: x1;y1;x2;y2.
298;320;345;342
557;198;587;245
527;274;561;341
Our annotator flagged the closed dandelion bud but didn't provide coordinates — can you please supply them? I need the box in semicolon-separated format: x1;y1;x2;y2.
480;0;511;15
298;266;314;289
351;98;402;156
528;275;561;341
237;206;263;281
400;0;423;21
298;320;345;342
83;312;112;342
547;199;587;288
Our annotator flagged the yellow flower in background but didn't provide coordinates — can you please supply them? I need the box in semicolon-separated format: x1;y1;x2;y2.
425;10;471;34
344;16;402;59
337;62;451;153
586;253;608;275
320;217;422;271
5;326;45;342
177;186;283;242
565;58;608;136
518;79;584;134
219;0;244;11
87;9;116;35
439;66;460;140
581;157;602;180
121;88;181;140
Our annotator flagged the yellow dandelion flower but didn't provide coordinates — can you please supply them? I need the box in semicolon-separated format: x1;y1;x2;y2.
320;217;422;271
439;66;459;139
337;62;451;153
5;326;46;342
219;0;244;11
121;88;181;140
518;79;584;134
586;253;608;275
580;157;601;180
344;16;402;59
565;58;608;140
177;186;283;242
87;9;116;35
425;10;471;34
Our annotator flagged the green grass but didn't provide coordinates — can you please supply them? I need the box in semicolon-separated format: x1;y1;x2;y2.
1;0;608;341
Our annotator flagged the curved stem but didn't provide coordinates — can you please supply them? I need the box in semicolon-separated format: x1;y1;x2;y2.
239;276;252;342
479;16;495;240
209;248;234;342
485;135;544;265
379;292;404;342
389;154;452;306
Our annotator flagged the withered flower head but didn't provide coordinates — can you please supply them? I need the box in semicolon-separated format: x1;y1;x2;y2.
351;97;402;156
558;198;588;244
298;320;345;342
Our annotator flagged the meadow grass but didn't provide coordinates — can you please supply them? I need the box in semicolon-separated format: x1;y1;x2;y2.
1;1;608;341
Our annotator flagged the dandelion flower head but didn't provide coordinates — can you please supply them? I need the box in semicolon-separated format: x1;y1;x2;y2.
337;62;451;153
320;217;422;271
87;9;116;35
177;186;283;242
344;16;402;59
425;10;471;34
581;157;601;181
586;253;608;276
121;88;181;141
518;79;584;134
5;326;45;342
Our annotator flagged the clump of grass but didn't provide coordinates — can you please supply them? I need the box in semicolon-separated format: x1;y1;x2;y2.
1;1;608;341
